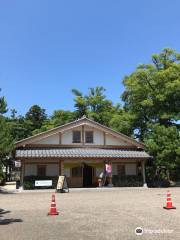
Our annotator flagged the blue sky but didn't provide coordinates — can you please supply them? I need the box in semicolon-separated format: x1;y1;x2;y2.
0;0;180;116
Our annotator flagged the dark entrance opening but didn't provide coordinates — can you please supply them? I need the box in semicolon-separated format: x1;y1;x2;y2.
83;164;93;187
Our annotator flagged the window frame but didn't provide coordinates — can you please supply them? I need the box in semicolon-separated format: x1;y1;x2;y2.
72;130;81;143
85;131;94;144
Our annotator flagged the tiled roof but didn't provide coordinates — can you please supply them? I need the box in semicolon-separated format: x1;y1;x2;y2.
16;148;150;159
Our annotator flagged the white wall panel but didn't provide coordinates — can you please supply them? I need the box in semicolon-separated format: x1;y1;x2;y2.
106;134;128;146
35;134;59;144
62;127;81;144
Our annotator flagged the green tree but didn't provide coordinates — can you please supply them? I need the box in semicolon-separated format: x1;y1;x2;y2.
86;87;115;125
72;87;118;126
0;91;13;180
145;124;180;179
122;48;180;140
51;110;75;127
121;48;180;180
8;115;33;141
109;109;135;136
0;88;8;115
33;110;75;135
25;105;47;130
72;89;87;118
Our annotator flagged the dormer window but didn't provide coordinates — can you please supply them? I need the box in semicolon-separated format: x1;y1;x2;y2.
85;131;93;143
73;131;81;143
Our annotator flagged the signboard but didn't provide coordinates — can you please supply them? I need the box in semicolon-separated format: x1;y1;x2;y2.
35;180;52;187
56;175;69;193
15;161;21;168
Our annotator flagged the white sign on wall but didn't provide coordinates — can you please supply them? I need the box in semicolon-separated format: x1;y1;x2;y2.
15;161;21;168
35;180;52;187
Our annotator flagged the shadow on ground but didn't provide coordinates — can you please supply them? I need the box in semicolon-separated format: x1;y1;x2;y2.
0;208;23;225
0;189;15;194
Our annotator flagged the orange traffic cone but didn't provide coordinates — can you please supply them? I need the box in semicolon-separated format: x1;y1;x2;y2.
163;190;176;210
48;194;59;215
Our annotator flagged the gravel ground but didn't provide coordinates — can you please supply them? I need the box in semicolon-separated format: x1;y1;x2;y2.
0;187;180;240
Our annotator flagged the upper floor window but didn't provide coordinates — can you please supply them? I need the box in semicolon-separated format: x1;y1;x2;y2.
85;131;93;143
73;131;81;143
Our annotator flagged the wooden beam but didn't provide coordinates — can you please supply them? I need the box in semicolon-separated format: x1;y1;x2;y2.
20;160;25;187
82;125;85;145
103;132;106;146
59;132;62;144
22;144;137;150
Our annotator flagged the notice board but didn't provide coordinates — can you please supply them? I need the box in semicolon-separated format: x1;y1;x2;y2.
56;175;69;193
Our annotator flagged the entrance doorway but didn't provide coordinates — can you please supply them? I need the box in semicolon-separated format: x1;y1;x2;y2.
83;164;93;187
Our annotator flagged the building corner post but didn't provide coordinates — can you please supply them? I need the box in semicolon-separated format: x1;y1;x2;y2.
141;160;147;188
20;160;24;190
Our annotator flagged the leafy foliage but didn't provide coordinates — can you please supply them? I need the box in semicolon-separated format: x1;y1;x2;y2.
0;89;8;115
122;48;180;179
0;116;13;180
122;48;180;139
145;124;180;173
25;105;47;130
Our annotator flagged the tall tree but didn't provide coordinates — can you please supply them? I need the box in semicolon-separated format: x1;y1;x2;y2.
51;110;75;127
145;124;180;179
122;48;180;139
25;105;47;130
121;48;180;179
0;88;8;115
72;89;87;118
0;90;13;180
72;87;117;126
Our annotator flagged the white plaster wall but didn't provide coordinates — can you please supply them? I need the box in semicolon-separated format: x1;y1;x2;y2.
46;164;59;176
84;126;104;145
61;126;104;145
25;164;37;176
106;134;128;146
62;127;81;144
31;125;132;146
35;134;59;144
125;164;136;175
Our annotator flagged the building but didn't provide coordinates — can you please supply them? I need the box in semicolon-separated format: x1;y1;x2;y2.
14;116;150;188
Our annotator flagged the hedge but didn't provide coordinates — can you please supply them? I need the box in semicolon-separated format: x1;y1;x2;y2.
23;176;58;190
112;175;143;187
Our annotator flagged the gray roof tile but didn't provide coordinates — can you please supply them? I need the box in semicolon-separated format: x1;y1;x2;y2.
15;148;150;159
